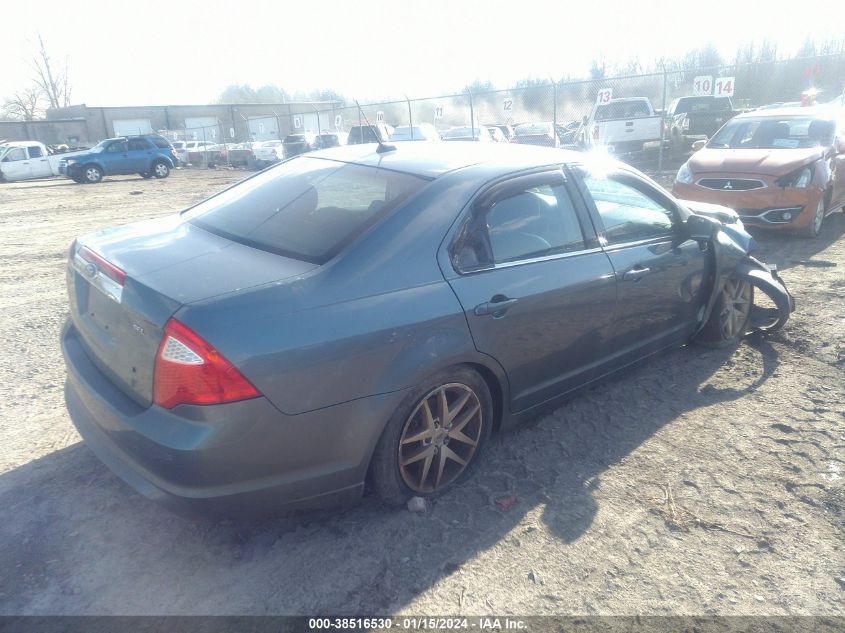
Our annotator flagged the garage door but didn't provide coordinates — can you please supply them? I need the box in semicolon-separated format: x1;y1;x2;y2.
185;117;219;141
112;119;153;136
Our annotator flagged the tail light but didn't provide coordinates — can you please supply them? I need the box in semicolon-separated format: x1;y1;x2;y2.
171;149;178;158
76;246;126;303
154;318;260;409
78;246;126;284
592;125;600;140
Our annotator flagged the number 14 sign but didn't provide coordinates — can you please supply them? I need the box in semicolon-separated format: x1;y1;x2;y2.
693;75;735;97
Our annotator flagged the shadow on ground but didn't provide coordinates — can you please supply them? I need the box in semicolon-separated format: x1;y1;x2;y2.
0;338;779;615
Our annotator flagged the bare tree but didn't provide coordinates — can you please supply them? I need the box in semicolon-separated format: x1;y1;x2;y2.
31;32;71;109
1;87;45;120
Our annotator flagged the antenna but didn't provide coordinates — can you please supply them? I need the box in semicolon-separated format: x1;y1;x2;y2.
354;100;396;154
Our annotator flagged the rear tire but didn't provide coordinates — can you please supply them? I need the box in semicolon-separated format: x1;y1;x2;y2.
151;160;170;179
369;366;493;506
695;277;754;348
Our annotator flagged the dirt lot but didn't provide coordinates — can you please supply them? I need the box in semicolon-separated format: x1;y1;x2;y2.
0;169;843;616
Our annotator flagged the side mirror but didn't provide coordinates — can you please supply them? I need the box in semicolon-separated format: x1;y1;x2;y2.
686;214;720;241
692;139;707;152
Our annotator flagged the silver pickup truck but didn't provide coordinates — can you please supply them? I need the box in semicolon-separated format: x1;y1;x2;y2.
581;97;663;155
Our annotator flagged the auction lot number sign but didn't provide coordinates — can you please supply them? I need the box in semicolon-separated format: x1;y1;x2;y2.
693;75;735;97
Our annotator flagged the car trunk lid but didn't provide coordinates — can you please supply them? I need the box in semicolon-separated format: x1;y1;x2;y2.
67;214;317;407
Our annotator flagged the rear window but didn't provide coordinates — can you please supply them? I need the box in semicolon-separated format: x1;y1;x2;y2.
284;135;306;143
594;101;651;120
674;97;732;114
186;157;428;264
150;136;173;149
347;126;381;143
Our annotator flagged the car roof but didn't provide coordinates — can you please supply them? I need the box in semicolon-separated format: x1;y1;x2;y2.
735;106;835;120
307;141;587;178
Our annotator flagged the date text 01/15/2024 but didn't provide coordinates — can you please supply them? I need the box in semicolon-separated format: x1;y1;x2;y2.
308;617;528;630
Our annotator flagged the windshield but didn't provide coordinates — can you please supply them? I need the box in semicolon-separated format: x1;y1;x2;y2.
515;123;552;136
186;157;428;264
709;116;835;149
442;127;482;139
88;140;111;153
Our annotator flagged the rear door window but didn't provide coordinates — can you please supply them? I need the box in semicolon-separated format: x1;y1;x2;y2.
128;138;152;151
27;146;44;158
186;157;427;263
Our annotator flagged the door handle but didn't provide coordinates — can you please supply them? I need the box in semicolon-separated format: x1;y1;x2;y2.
474;295;518;317
622;266;651;282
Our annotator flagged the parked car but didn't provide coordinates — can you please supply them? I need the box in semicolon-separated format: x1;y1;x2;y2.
581;97;663;154
315;132;347;149
673;107;845;238
0;141;86;182
389;124;440;141
511;122;560;148
171;141;188;165
283;132;318;159
556;121;583;149
485;124;515;142
665;96;740;154
253;140;284;166
486;127;508;142
346;123;394;145
59;135;178;183
220;143;254;167
61;143;792;515
441;126;491;142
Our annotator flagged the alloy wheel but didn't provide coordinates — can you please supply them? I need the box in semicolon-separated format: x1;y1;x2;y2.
154;163;169;177
812;199;825;234
719;278;752;339
398;383;483;493
85;167;101;183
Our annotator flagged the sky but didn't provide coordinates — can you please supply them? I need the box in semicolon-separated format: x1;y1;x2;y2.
3;0;844;107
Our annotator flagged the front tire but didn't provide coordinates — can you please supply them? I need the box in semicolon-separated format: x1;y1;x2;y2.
696;277;753;348
370;366;493;505
139;172;153;179
801;198;826;238
82;165;103;184
151;161;170;179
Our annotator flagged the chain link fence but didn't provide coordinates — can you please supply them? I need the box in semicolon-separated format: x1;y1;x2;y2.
279;52;845;175
150;53;845;174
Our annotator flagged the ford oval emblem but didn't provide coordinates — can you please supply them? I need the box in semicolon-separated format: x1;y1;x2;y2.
84;263;97;277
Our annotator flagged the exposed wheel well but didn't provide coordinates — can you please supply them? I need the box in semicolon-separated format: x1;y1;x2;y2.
463;362;505;435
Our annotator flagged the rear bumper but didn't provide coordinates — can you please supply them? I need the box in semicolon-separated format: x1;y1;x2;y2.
62;319;398;517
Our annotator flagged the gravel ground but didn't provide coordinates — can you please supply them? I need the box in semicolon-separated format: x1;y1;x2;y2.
0;169;843;616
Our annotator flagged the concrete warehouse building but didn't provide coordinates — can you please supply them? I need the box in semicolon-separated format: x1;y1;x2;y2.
0;100;340;146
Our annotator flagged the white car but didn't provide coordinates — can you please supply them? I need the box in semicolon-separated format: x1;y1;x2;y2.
170;141;188;165
253;140;284;164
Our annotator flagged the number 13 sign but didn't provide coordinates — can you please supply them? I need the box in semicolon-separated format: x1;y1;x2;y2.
596;88;612;105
